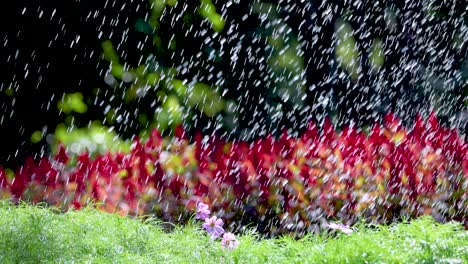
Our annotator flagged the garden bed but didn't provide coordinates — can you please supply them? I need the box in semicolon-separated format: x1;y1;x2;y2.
1;113;467;236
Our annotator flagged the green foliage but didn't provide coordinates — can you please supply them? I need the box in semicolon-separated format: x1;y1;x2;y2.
4;87;14;97
370;38;385;72
30;130;43;144
102;40;120;64
188;83;225;117
335;19;359;81
99;0;228;133
53;122;131;155
160;95;183;128
198;0;225;32
0;202;466;263
253;2;307;108
57;92;88;114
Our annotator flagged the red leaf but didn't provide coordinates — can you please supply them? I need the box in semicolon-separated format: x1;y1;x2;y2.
174;124;187;140
55;144;69;164
0;167;9;188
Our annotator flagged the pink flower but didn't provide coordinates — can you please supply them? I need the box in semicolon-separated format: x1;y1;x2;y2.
326;223;353;234
195;202;211;220
221;232;239;250
202;216;224;238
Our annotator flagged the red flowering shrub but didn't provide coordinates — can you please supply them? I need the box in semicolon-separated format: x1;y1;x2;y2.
0;114;467;235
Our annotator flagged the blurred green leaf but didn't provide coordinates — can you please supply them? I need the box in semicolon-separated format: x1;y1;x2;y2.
102;40;119;64
146;73;161;85
111;64;125;79
53;122;131;155
163;95;183;125
198;0;225;32
4;87;14;97
155;108;170;130
370;38;385;72
335;19;359;81
189;83;224;117
170;79;187;96
30;130;43;144
57;92;88;114
135;18;154;35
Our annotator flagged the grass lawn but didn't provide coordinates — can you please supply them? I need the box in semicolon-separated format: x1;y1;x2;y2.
0;202;466;263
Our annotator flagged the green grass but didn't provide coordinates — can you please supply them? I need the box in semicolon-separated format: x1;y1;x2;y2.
0;202;466;263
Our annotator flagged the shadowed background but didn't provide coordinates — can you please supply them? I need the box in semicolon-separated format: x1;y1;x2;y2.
0;0;467;168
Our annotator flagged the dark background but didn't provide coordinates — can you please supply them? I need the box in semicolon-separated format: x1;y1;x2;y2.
1;0;467;168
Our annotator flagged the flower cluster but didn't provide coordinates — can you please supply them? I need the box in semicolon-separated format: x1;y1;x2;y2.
195;202;211;221
196;202;239;250
0;113;466;235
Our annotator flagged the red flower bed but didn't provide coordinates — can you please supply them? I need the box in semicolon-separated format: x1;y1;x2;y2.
1;113;467;235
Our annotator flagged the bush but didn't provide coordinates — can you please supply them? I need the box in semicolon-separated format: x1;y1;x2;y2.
0;113;467;235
